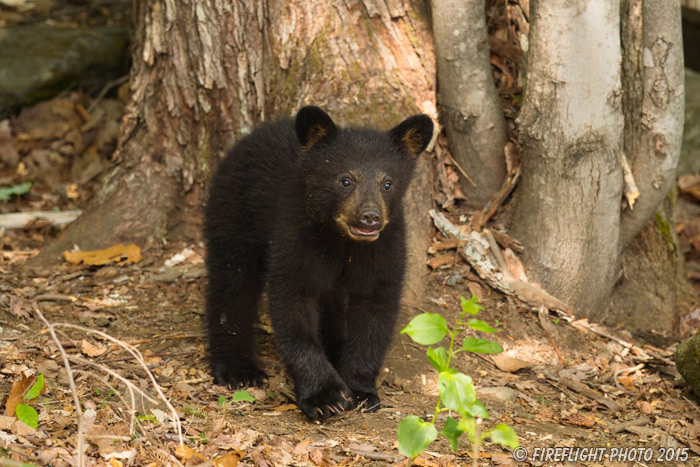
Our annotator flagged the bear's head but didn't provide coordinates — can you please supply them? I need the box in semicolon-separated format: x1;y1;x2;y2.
295;106;434;242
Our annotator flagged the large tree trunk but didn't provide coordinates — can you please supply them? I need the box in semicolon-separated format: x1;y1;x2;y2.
511;0;624;316
32;0;437;297
431;0;507;208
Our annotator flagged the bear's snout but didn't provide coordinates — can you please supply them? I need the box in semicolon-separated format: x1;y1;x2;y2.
359;210;380;228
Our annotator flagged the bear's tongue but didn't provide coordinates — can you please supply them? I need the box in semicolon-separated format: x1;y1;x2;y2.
350;226;378;236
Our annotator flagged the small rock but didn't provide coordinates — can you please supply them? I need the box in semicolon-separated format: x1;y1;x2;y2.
94;266;120;280
478;386;516;402
492;354;530;373
37;359;59;374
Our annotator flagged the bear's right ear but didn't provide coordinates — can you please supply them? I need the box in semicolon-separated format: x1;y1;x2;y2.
296;106;338;151
388;114;434;159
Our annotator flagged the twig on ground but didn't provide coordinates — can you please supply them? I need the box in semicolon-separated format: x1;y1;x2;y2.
571;320;676;367
610;416;650;434
345;449;403;463
444;150;477;188
538;307;565;365
71;350;195;368
33;303;86;467
471;167;520;231
73;369;137;437
87;75;129;114
33;293;77;302
52;322;184;447
430;210;573;316
558;376;621;412
32;308;186;464
0;210;82;229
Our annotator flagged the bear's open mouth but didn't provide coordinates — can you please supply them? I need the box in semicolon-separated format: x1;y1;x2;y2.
349;226;380;239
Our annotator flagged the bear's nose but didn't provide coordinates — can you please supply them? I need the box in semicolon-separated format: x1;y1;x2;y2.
360;211;380;227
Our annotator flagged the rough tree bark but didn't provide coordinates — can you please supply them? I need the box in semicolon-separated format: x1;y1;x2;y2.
32;0;437;298
431;0;507;208
511;0;624;316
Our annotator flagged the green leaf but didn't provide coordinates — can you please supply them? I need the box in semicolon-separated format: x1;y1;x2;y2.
460;295;483;316
16;404;38;430
24;374;44;401
488;423;519;449
137;413;157;422
438;371;476;413
426;346;448;372
397;415;437;458
218;395;227;408
0;181;33;202
441;416;463;452
401;313;448;345
231;389;254;403
462;337;503;354
465;318;497;333
463;400;489;419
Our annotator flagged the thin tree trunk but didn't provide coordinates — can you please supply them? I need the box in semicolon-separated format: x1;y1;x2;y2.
607;0;686;337
511;0;624;316
620;0;684;247
31;0;437;299
431;0;507;208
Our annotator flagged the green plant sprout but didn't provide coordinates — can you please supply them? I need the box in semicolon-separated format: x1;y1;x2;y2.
0;181;32;202
218;389;254;419
16;374;44;430
397;295;518;466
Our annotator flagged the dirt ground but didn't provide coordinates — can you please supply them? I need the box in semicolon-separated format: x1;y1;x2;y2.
0;231;699;466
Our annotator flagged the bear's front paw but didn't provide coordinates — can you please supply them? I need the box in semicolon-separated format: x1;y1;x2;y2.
210;361;267;389
352;391;381;412
297;384;353;421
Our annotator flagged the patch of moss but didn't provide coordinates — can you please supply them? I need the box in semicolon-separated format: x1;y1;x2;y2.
675;333;700;397
655;210;674;251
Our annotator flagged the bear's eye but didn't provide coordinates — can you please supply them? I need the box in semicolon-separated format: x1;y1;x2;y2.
341;178;352;188
383;181;392;191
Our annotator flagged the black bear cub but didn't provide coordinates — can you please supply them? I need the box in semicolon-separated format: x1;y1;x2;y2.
205;106;433;421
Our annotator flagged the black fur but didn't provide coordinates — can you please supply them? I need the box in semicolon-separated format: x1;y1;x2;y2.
204;106;433;421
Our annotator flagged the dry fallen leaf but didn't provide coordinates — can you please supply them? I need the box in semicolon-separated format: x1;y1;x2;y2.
562;414;595;428
62;243;142;266
679;173;700;200
213;450;244;467
8;295;30;319
5;372;46;417
175;443;207;464
619;374;637;392
88;423;130;459
81;339;107;357
272;404;298;412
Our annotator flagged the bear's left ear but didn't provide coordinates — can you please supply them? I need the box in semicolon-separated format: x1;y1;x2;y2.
388;114;434;159
296;106;338;151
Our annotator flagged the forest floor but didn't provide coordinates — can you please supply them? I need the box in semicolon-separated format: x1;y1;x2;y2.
2;4;700;464
1;228;700;467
